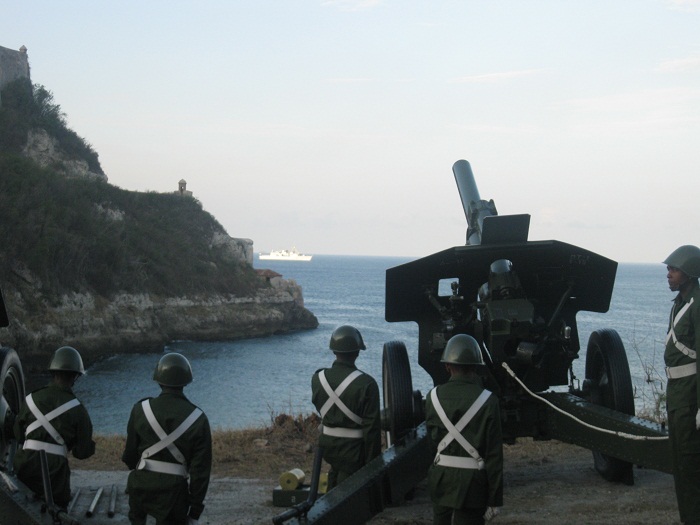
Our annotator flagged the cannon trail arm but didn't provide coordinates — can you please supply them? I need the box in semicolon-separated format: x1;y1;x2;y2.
278;426;432;525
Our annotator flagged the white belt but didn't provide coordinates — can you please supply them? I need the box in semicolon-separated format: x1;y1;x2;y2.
430;388;491;470
22;439;67;457
319;370;363;424
136;400;202;478
666;362;697;379
25;397;81;437
666;298;697;359
23;395;81;458
322;425;363;439
137;458;188;477
434;453;484;470
667;334;697;360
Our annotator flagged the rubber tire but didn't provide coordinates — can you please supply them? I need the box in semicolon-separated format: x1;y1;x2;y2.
1;346;25;471
584;329;634;484
382;341;414;446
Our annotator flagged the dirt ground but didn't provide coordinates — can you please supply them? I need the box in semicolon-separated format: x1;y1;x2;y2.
365;440;679;525
55;439;680;525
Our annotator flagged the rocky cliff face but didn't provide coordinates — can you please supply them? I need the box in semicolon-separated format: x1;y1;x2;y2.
210;232;255;266
22;129;107;181
2;274;318;373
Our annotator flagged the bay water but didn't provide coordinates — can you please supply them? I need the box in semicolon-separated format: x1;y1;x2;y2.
74;255;672;435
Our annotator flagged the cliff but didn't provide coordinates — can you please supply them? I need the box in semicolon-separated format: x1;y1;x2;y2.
0;78;318;372
3;278;318;373
22;128;107;181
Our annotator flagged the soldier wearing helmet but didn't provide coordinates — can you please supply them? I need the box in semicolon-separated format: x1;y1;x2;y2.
425;334;503;524
311;325;381;489
122;353;212;525
13;346;95;506
663;245;700;525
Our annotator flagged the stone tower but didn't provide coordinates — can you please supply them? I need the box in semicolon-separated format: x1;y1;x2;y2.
0;45;31;107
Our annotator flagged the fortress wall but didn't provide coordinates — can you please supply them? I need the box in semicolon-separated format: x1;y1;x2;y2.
0;45;31;104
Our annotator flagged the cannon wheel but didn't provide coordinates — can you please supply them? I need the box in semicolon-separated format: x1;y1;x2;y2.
1;347;25;471
382;341;414;447
584;329;634;484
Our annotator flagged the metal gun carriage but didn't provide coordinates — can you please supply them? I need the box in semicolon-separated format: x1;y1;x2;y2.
275;159;671;525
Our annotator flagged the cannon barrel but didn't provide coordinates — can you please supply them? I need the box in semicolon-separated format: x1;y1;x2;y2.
452;159;497;245
453;160;530;245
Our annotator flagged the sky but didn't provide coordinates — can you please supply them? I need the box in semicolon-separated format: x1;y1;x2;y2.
2;1;699;263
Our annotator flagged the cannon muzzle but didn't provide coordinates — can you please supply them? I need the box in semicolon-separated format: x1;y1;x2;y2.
453;160;530;245
452;160;497;245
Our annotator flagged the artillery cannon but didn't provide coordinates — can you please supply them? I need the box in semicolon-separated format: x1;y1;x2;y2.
276;159;671;525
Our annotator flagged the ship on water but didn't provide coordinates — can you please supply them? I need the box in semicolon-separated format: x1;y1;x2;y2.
259;246;312;262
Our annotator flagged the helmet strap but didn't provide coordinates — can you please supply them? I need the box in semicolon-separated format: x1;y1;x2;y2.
678;275;698;299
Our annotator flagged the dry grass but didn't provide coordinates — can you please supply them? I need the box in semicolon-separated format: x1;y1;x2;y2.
73;416;584;485
72;434;127;471
210;412;321;478
71;413;322;479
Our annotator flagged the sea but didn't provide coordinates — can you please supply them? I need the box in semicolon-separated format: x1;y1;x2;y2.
73;254;672;435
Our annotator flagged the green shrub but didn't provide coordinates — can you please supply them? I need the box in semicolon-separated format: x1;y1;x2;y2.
1;79;262;301
0;156;261;298
0;79;103;174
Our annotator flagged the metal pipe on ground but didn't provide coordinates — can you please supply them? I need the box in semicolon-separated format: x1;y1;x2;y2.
108;484;117;518
86;487;103;518
67;488;81;515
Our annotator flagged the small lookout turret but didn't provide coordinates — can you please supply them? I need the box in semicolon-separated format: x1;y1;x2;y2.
177;179;193;197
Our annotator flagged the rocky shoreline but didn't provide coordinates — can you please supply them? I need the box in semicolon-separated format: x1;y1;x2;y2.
2;276;318;374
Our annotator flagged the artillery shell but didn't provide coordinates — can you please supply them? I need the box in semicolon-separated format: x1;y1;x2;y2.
278;468;306;490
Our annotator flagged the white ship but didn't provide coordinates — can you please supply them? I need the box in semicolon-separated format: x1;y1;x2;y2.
259;246;312;262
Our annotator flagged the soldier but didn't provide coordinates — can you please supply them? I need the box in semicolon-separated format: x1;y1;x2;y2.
311;325;381;489
663;245;700;525
122;353;212;525
13;346;95;507
425;334;503;525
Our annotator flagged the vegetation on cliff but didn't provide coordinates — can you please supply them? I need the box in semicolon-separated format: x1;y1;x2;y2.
0;78;102;174
0;158;260;299
0;79;261;300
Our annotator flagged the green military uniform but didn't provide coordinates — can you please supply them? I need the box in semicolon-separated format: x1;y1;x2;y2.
311;360;381;488
665;278;700;524
122;391;212;525
13;383;95;506
425;376;503;525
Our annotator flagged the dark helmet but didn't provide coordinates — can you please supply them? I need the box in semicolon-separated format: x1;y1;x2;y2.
441;334;484;366
153;353;193;387
48;346;85;375
664;245;700;278
329;325;366;353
